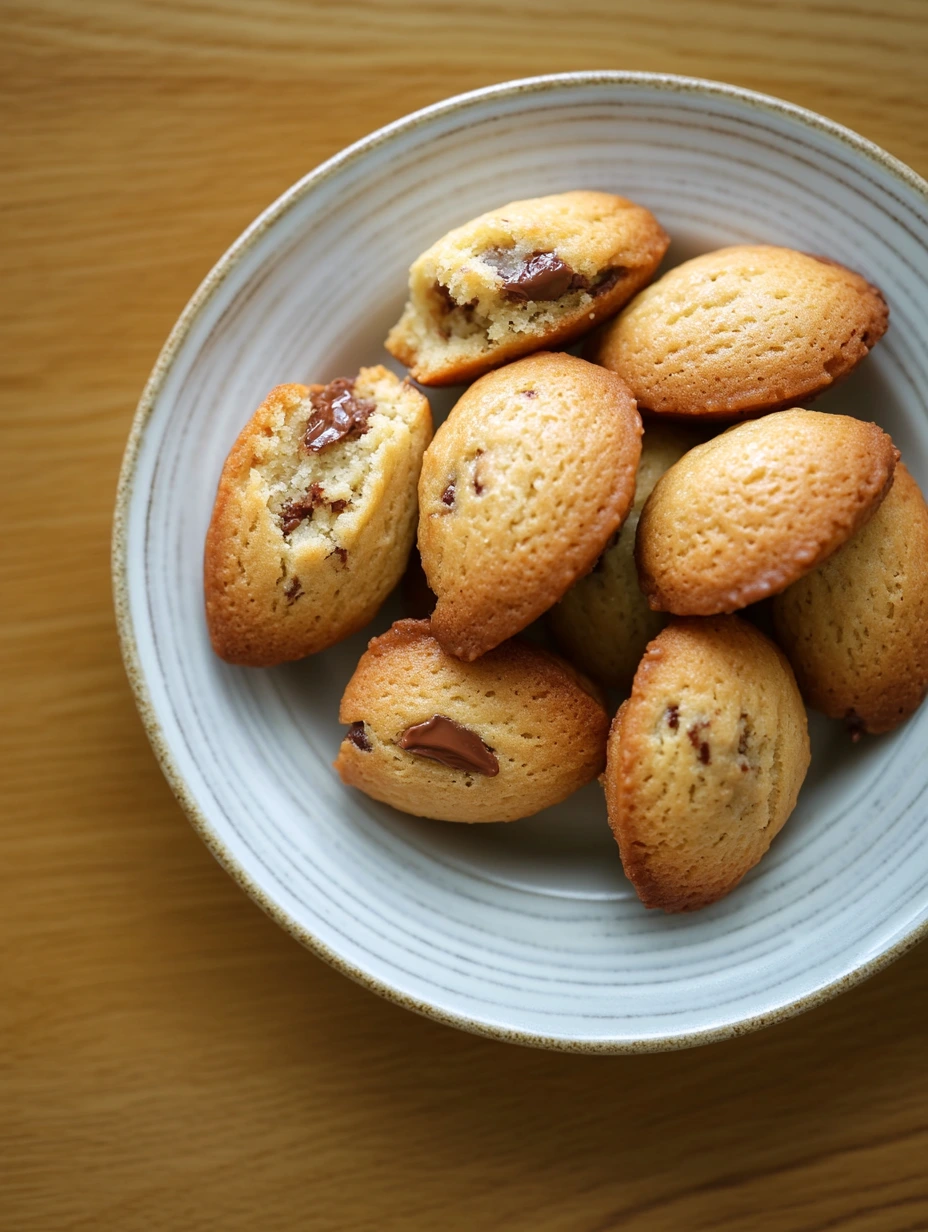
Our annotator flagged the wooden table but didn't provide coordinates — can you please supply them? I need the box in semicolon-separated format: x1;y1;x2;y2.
3;3;927;1228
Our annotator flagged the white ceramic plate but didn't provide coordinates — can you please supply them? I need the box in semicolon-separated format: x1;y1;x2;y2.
114;72;928;1052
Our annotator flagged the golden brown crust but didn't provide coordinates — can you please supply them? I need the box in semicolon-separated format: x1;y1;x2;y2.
204;383;309;665
418;352;642;661
334;619;609;822
604;617;810;912
772;462;928;734
386;190;669;386
591;245;889;418
635;409;899;616
204;369;432;665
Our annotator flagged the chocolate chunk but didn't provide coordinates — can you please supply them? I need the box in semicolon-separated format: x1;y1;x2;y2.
484;248;585;303
346;721;371;751
687;721;711;764
473;449;485;496
666;704;680;730
432;281;478;316
522;389;537;398
279;483;327;534
590;265;627;297
398;714;499;776
283;576;303;604
303;378;375;452
330;546;348;565
433;282;457;313
440;484;455;507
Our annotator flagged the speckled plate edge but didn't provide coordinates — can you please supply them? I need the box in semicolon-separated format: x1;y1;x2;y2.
112;71;928;1054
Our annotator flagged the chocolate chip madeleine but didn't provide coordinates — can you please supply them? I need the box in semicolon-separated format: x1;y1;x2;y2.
605;617;810;912
335;620;609;822
386;191;668;385
204;367;431;665
592;245;888;417
418;352;642;661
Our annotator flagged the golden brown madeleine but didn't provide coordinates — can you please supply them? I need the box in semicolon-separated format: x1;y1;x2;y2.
549;422;697;690
605;617;810;912
334;620;609;822
592;246;888;417
386;191;668;386
772;462;928;735
418;352;642;661
204;367;431;666
636;409;898;615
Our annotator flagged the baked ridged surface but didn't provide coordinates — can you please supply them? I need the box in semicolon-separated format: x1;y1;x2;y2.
419;352;642;660
636;408;898;615
592;245;888;417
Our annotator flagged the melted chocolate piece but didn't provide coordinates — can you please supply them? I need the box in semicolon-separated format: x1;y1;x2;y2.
666;705;680;730
279;483;326;535
330;546;348;565
283;576;303;604
440;483;455;507
433;282;457;313
303;378;375;452
398;715;499;776
590;266;627;297
432;281;478;317
484;248;585;303
346;721;371;751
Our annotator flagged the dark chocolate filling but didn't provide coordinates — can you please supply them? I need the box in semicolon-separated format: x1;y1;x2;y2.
483;248;582;302
283;576;303;604
346;722;371;751
303;378;375;452
279;483;326;535
398;715;499;776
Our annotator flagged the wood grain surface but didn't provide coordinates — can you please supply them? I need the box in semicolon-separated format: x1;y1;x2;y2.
2;2;927;1228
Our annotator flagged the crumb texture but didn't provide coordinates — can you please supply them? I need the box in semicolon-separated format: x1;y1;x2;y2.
605;617;810;912
204;367;432;665
593;245;888;417
549;422;698;690
772;462;928;734
636;408;898;615
386;191;668;385
334;620;609;822
418;352;642;661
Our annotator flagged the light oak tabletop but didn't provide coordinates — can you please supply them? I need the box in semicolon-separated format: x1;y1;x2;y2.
3;2;927;1229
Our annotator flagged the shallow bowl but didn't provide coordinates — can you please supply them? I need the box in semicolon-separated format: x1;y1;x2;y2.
114;72;928;1052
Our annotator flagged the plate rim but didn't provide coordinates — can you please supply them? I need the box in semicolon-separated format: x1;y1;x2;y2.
111;70;928;1054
